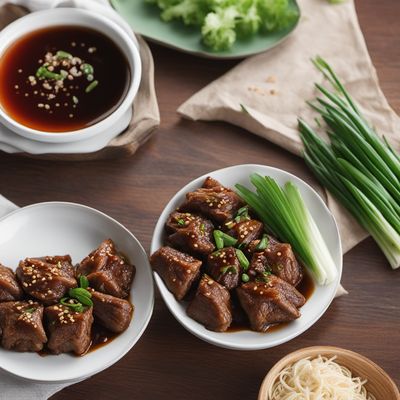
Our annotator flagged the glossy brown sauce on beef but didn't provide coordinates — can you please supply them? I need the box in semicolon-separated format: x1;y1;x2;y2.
37;323;119;357
0;26;130;132
37;295;133;357
227;270;315;333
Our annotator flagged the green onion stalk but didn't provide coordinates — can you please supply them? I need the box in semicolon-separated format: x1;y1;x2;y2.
236;174;338;285
298;56;400;269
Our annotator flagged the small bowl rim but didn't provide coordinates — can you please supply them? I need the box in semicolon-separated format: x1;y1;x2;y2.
258;345;400;400
0;201;154;383
0;8;142;142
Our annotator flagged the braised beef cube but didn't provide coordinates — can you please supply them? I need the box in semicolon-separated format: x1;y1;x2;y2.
0;264;23;302
237;275;305;332
250;237;303;287
166;211;215;256
247;239;261;255
45;304;93;355
227;220;263;248
207;247;241;290
16;255;77;305
76;239;135;299
187;274;232;332
181;179;244;224
0;301;47;352
91;290;133;333
202;176;222;189
150;247;202;300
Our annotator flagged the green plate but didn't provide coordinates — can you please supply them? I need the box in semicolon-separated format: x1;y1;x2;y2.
110;0;301;59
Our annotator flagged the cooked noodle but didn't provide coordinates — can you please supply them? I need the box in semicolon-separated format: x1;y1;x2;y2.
267;355;376;400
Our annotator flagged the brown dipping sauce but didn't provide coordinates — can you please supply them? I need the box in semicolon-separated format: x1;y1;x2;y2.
227;270;315;333
0;26;130;132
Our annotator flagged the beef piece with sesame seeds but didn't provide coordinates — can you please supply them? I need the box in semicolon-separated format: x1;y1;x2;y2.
201;176;222;189
206;247;241;290
249;236;303;287
165;211;215;257
0;264;23;302
91;290;133;333
76;239;135;299
45;304;93;355
16;255;77;305
236;275;305;332
186;274;232;332
180;177;244;224
150;246;202;301
0;301;47;352
226;219;264;248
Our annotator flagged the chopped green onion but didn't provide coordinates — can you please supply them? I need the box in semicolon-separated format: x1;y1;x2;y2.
36;66;63;80
56;50;72;60
225;220;236;229
235;248;249;270
79;275;89;289
24;308;36;314
255;234;269;251
236;174;338;284
220;265;236;274
213;230;224;249
241;273;250;282
234;206;250;223
81;63;94;75
200;223;205;233
177;218;186;226
68;287;93;307
213;230;237;248
60;297;84;312
73;294;93;307
85;80;98;93
72;96;79;105
219;231;238;246
69;287;92;299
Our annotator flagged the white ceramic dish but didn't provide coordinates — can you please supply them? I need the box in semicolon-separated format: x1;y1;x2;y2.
0;108;131;154
0;202;154;382
0;7;141;144
150;164;342;350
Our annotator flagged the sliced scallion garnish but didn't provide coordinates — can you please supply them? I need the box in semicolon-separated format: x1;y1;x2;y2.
213;230;224;249
56;50;73;60
255;234;269;251
85;80;98;93
235;248;249;270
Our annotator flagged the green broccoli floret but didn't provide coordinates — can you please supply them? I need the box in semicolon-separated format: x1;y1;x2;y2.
257;0;298;32
161;0;208;25
201;6;238;51
148;0;299;50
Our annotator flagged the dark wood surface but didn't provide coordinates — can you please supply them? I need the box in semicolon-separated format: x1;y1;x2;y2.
0;0;399;398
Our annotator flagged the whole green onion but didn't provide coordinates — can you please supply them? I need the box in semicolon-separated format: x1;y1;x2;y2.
236;174;338;285
299;56;400;269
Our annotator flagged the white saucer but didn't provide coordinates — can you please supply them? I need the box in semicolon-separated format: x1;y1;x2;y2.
0;107;132;154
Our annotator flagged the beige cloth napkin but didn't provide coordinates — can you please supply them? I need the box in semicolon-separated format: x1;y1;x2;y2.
178;0;400;255
1;0;160;160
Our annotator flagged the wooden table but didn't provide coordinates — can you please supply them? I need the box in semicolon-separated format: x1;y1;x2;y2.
0;0;399;398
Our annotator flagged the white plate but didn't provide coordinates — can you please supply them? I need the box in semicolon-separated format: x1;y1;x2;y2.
150;164;342;351
0;202;154;382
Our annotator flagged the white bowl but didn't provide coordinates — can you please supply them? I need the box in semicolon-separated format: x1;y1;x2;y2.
0;202;154;382
150;164;342;350
0;8;141;143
